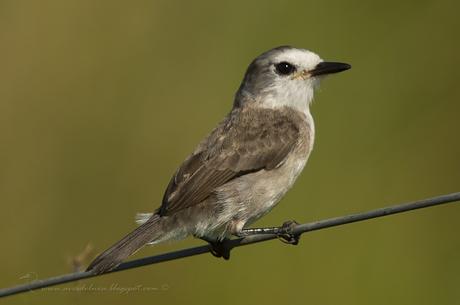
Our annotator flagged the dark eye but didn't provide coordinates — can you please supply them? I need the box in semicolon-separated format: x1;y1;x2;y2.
275;61;296;75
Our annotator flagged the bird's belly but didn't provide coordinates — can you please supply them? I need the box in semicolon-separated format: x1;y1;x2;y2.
243;152;309;224
206;147;311;239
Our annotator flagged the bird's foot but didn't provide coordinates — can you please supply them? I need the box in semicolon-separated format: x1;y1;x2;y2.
208;240;231;260
276;220;300;245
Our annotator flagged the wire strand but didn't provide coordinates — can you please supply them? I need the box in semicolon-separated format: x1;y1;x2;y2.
1;191;459;298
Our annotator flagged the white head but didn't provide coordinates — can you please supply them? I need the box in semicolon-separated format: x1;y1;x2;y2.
234;46;350;114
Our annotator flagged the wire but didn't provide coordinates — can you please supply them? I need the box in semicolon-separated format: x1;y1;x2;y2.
1;191;459;298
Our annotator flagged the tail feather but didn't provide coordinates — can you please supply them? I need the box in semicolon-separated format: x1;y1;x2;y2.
86;214;162;274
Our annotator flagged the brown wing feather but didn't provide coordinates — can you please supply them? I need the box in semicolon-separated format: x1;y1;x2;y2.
159;106;301;216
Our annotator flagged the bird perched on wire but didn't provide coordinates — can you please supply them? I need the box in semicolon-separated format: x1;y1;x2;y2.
87;46;351;274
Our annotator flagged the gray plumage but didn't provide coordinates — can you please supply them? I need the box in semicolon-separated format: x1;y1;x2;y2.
87;46;350;274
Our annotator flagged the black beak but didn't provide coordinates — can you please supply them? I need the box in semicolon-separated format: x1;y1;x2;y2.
310;62;351;76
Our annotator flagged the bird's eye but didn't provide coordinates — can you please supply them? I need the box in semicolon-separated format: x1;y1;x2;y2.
275;62;296;75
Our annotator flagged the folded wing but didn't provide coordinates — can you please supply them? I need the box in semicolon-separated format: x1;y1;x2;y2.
159;107;301;216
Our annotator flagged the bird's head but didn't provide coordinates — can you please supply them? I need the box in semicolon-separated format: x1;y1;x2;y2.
235;46;350;113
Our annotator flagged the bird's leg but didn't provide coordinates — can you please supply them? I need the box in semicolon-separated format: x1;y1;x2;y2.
199;236;231;260
236;220;301;245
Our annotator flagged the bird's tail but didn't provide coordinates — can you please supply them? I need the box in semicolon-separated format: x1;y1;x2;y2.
86;214;166;274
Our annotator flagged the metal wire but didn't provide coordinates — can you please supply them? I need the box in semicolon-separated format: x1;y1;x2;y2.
1;191;459;298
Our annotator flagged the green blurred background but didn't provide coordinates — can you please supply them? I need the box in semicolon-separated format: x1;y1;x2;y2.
1;0;459;304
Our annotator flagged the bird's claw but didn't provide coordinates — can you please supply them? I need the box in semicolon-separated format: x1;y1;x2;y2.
209;241;231;260
277;220;300;245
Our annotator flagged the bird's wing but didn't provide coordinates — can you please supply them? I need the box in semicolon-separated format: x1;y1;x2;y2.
159;106;302;216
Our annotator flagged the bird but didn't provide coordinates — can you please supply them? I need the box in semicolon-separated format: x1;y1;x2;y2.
86;46;351;274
